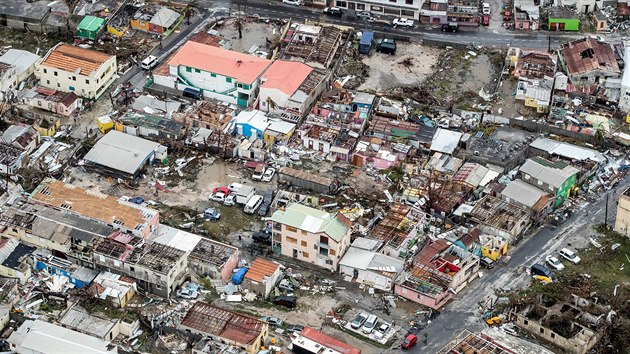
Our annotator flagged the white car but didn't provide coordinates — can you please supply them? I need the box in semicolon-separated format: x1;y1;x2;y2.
177;287;199;299
224;194;237;206
283;0;303;4
373;323;391;340
228;183;242;193
393;18;414;27
262;167;276;182
559;248;581;264
210;191;228;202
545;255;565;271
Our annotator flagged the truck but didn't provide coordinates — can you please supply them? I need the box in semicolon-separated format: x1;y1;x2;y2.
236;185;256;205
359;31;374;54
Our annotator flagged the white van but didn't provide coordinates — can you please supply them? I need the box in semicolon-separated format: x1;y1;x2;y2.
141;55;159;70
244;195;263;214
482;3;490;14
361;314;379;334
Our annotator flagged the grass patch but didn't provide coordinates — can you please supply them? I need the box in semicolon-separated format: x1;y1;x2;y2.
79;297;135;321
201;203;258;239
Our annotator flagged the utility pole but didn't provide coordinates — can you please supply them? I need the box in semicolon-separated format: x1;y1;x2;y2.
605;193;609;229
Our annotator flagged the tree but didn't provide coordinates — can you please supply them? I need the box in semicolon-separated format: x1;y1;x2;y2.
184;0;198;25
235;18;243;39
265;96;278;113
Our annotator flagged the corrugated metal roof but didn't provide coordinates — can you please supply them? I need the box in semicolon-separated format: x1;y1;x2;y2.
149;7;180;28
519;158;579;189
270;203;349;242
430;128;462;154
244;258;279;282
501;179;548;208
84;131;160;175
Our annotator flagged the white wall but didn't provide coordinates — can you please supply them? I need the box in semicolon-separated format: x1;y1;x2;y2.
259;87;289;113
37;56;117;99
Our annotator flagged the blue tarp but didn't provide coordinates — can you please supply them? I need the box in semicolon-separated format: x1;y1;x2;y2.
231;267;249;285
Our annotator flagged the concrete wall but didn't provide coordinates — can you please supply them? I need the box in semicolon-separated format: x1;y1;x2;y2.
482;114;597;144
394;282;451;309
512;313;599;354
614;193;630;236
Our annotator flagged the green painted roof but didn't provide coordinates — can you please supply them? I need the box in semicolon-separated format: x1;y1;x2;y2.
77;16;106;32
271;203;350;242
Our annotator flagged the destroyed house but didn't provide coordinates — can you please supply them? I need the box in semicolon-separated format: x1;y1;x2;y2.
130;6;181;35
30;179;159;238
437;330;517;354
452;162;490;192
339;238;404;291
283;25;344;69
277;166;340;194
352;137;411;170
470;195;531;238
115;112;186;140
32;248;98;289
0;142;26;175
242;257;281;299
558;37;620;84
93;232;187;298
501;179;554;217
370;203;425;258
0;202;113;266
0;238;35;284
270;203;352;272
457;127;536;173
180;302;269;354
131;95;182;117
1;124;39;153
173;99;235;131
296;123;338;154
89;271;136;308
515;51;557;80
188;238;239;282
365;115;421;142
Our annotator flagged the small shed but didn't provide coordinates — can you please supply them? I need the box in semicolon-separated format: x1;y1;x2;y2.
592;11;607;32
242;258;281;299
76;16;106;40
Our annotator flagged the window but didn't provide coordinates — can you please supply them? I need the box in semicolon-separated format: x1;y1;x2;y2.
301;230;307;235
85;79;90;84
336;0;347;6
72;76;76;81
186;67;192;73
524;320;529;325
273;223;281;231
54;71;58;76
325;259;333;265
405;0;413;4
320;235;329;245
389;0;396;3
286;236;297;244
286;226;297;233
211;73;217;77
46;80;50;85
539;328;544;334
314;244;318;250
195;68;200;73
329;249;336;256
301;240;307;247
302;251;310;258
129;266;135;272
43;68;47;74
551;333;555;339
356;3;365;9
57;83;60;88
319;247;328;256
226;77;232;83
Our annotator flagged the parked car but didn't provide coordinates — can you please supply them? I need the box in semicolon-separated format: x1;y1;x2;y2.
262;167;276;182
253;225;272;244
392;18;414;27
176;287;199;299
278;278;295;292
441;22;459;32
376;39;396;55
480;256;495;269
286;324;305;334
252;165;266;181
482;15;490;26
244;195;264;214
223;194;237;206
401;334;417;349
260;316;284;326
273;295;297;309
323;7;343;16
228;183;243;193
356;11;374;21
530;263;554;281
263;189;274;204
203;207;221;221
559;248;581;264
350;313;368;329
282;0;302;4
482;2;490;14
129;197;144;204
374;323;391;339
257;203;270;217
361;314;379;334
210;189;229;202
145;200;160;208
545;255;565;270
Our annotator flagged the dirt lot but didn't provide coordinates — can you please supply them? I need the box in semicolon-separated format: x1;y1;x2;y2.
359;41;442;92
214;19;280;54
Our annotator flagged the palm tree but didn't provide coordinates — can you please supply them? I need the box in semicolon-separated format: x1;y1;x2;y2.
265;96;278;113
184;0;198;25
235;18;243;39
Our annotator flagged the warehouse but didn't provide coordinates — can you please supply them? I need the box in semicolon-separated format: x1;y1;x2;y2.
83;131;165;179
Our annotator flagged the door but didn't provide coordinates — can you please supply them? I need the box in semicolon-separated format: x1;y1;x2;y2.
293;249;298;258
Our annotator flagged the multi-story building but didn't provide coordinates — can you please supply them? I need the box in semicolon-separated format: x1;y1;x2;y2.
36;43;117;100
331;0;423;21
614;188;630;237
447;0;480;26
519;157;579;207
420;0;448;24
270;203;352;271
558;37;620;85
154;41;271;107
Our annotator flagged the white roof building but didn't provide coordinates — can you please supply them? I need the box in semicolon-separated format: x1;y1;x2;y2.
529;137;606;163
83;131;161;177
431;128;463;155
501;179;550;209
0;49;40;82
8;319;118;354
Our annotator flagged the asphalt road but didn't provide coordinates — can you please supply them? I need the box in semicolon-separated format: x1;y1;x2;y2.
204;0;621;49
398;174;630;353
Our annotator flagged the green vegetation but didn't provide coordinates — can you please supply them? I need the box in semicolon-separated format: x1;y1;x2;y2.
79;297;135;321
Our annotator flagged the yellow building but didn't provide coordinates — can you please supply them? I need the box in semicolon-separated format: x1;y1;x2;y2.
36;43;117;100
479;234;509;261
263;119;295;143
97;115;114;133
34;116;61;137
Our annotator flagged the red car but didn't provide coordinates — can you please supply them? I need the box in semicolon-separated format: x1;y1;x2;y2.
212;187;230;195
482;15;490;26
401;334;417;349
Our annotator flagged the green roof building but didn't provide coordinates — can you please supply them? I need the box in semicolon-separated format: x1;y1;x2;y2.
548;7;580;31
76;16;106;40
270;203;352;271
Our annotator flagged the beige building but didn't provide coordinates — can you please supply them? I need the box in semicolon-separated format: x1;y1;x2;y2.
270;203;352;271
36;43;116;100
615;188;630;237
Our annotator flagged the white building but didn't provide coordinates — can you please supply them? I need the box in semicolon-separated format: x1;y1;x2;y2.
339;238;404;291
333;0;423;20
154;41;271;108
36;43;117;100
0;62;17;100
620;52;630;113
0;49;40;83
259;60;315;115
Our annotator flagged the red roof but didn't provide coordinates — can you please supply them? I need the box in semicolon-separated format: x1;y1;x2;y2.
168;41;271;84
301;327;361;354
261;60;312;95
